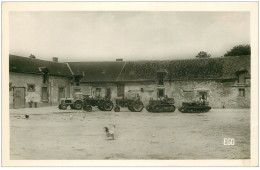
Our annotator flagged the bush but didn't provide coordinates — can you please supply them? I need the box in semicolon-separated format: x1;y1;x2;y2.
224;45;250;57
195;51;211;58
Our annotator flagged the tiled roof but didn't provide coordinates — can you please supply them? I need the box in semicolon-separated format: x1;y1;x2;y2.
67;61;126;82
117;56;250;81
9;55;72;77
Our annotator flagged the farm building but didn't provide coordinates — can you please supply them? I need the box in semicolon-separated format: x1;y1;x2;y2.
9;55;73;108
9;54;250;109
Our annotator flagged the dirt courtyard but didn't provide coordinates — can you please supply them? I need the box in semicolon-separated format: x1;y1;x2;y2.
10;107;250;160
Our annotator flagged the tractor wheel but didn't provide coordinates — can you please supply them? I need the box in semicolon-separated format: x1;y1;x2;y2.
70;104;75;109
132;100;144;112
74;100;83;110
102;100;114;111
60;104;67;110
128;105;134;112
98;105;104;111
58;104;62;109
83;105;92;112
146;106;151;112
114;106;120;112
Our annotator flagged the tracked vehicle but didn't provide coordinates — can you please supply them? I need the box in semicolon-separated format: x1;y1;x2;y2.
178;102;211;113
146;96;176;113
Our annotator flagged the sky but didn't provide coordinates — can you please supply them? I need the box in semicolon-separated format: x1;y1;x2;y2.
9;11;250;62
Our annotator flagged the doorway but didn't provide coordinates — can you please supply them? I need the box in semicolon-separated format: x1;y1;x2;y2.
13;87;25;108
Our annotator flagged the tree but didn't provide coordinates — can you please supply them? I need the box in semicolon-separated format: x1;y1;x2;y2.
224;44;250;57
195;51;211;59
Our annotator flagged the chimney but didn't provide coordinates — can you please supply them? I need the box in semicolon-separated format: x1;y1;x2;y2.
53;57;58;62
116;58;123;61
29;54;36;59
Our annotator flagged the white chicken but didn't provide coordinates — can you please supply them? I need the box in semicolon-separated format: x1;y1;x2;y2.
104;125;116;140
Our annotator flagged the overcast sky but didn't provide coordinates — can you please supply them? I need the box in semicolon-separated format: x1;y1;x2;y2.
9;11;250;62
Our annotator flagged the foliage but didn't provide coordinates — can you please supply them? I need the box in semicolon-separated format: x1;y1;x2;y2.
224;45;251;57
195;51;211;59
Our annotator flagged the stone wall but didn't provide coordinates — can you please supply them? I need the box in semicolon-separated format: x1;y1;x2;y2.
9;72;70;108
123;79;250;108
76;83;118;102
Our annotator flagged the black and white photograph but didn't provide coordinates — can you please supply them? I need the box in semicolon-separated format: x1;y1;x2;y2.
2;2;258;166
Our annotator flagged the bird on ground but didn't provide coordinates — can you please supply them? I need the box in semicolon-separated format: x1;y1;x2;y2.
25;114;29;119
104;125;116;140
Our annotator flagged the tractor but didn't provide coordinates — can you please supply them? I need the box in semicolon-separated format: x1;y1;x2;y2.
178;101;211;113
114;94;144;112
82;96;114;112
58;92;85;110
146;95;176;113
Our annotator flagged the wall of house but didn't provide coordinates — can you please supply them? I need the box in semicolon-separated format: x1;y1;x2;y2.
9;72;70;108
77;83;118;102
123;79;250;108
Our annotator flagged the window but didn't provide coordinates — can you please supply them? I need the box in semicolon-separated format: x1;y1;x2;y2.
157;89;165;98
96;88;101;98
239;89;245;97
27;84;35;92
74;86;81;93
199;92;208;101
238;72;246;83
157;73;164;85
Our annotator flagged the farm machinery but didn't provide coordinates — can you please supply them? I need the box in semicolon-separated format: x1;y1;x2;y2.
58;92;114;112
146;96;176;113
58;92;85;110
82;96;114;112
178;101;211;113
114;95;144;112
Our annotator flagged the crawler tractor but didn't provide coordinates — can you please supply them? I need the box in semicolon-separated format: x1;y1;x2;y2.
146;96;176;113
178;101;211;113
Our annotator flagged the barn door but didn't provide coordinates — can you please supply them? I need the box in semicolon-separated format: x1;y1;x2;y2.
13;87;25;108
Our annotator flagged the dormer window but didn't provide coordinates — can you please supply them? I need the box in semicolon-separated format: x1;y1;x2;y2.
157;68;167;86
158;73;164;85
238;72;246;83
236;68;247;84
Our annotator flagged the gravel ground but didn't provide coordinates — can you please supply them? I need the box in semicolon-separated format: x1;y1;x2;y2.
10;106;250;160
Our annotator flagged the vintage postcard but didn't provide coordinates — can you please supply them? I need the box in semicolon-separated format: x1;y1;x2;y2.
2;2;258;166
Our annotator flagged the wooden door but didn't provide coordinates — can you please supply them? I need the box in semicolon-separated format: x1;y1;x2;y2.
13;87;25;108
